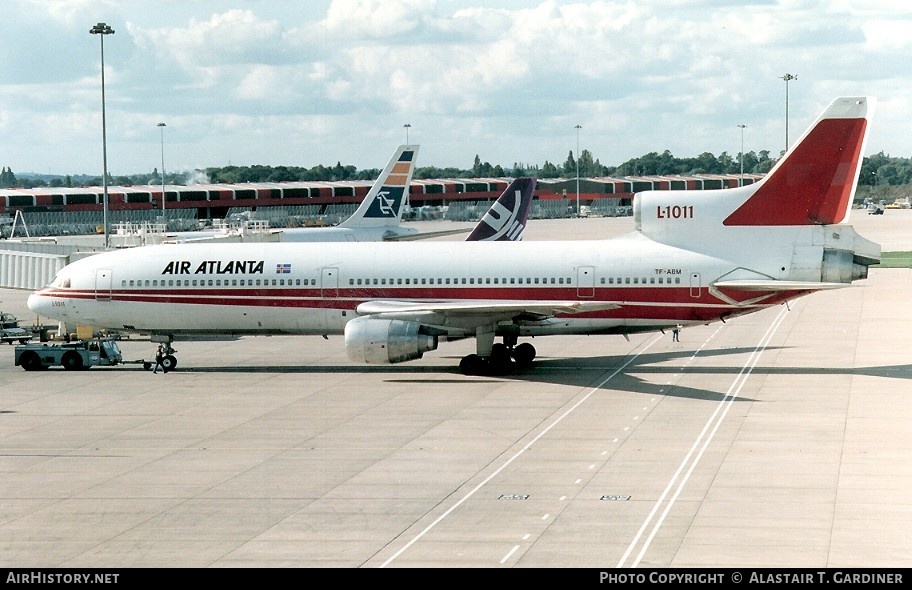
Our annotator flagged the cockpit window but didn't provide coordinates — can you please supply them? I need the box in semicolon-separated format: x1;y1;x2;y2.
50;273;71;288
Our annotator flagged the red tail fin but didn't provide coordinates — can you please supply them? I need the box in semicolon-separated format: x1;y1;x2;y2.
724;97;870;226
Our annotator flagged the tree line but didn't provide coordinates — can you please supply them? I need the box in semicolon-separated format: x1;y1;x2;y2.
3;151;910;189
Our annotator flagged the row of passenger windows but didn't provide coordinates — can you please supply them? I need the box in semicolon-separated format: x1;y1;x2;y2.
601;277;682;285
349;276;572;286
122;278;317;287
120;275;684;288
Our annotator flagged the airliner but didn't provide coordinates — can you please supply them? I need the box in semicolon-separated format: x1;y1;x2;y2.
154;144;421;243
162;146;534;245
27;97;879;375
464;176;534;242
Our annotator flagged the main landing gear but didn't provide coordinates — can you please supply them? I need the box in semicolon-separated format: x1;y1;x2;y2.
458;336;536;376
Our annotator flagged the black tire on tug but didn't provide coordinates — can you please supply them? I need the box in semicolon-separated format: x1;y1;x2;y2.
20;351;43;371
61;351;84;371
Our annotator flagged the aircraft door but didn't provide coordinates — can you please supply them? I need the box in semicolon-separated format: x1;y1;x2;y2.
576;266;595;298
95;269;113;301
689;272;702;298
321;267;339;298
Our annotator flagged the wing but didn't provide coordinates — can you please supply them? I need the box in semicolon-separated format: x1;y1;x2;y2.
356;299;620;329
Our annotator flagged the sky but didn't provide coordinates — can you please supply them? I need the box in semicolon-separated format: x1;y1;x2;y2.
2;0;911;177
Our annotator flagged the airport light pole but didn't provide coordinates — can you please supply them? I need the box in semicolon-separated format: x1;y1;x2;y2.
781;73;797;152
575;124;582;217
90;22;115;249
157;122;166;213
403;123;411;143
738;124;746;186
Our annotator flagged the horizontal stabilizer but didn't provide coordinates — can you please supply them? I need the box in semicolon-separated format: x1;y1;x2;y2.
382;227;471;241
713;280;851;291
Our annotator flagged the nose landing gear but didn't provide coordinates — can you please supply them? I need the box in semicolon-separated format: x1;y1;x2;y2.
149;339;178;372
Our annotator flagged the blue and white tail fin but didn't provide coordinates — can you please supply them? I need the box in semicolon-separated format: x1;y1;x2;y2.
466;177;536;241
338;145;418;229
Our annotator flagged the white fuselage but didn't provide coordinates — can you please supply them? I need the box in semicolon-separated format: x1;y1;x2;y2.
27;232;795;339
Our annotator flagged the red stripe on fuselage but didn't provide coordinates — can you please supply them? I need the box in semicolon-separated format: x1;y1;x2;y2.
35;285;801;324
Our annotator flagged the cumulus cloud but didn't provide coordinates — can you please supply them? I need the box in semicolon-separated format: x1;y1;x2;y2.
1;0;909;174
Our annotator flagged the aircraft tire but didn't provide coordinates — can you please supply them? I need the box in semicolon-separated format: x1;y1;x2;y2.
489;343;514;375
459;354;486;375
512;343;536;369
161;355;177;373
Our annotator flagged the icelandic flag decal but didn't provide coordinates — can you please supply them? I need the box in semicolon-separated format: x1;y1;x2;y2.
276;263;292;274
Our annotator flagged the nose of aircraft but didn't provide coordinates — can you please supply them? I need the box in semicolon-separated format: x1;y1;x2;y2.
27;291;54;318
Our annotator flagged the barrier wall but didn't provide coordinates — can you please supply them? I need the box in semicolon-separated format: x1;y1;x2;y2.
0;250;68;290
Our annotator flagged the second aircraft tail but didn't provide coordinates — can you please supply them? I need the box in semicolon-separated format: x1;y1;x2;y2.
338;144;419;229
465;177;536;241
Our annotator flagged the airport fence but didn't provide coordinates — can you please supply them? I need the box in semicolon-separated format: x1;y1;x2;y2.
0;210;198;239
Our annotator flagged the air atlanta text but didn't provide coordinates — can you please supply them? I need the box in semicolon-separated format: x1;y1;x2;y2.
162;260;265;275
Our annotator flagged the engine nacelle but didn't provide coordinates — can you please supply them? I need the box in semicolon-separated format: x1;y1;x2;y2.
344;317;438;364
